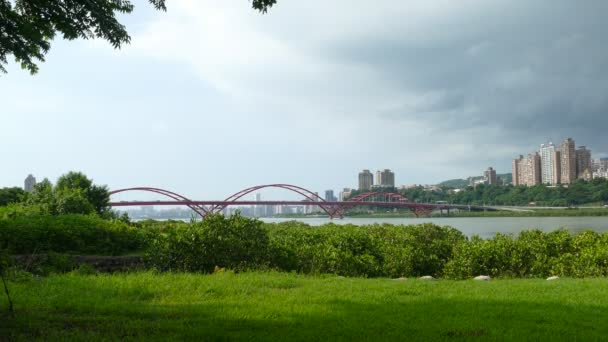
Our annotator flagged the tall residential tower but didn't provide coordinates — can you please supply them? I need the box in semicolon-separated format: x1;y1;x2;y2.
560;138;577;184
484;167;498;185
358;170;374;190
576;146;592;180
375;169;395;188
512;153;541;186
539;142;560;185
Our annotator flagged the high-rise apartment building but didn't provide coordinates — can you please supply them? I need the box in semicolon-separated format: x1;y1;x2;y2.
576;146;592;180
539;142;560;185
24;174;36;192
513;153;541;186
560;138;577;184
552;150;561;185
484;167;498;185
524;153;542;186
375;169;395;188
358;170;374;190
512;156;522;185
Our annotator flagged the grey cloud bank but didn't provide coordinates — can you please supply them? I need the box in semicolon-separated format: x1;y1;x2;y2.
1;0;607;198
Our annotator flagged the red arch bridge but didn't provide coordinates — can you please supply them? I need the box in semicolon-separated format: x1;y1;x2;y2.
109;184;492;219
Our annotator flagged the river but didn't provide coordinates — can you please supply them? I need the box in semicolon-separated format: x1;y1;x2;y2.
260;217;608;238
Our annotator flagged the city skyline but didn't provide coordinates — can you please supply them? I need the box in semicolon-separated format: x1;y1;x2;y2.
513;137;600;187
17;135;606;202
2;1;608;199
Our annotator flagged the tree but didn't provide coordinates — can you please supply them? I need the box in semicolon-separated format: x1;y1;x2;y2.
0;0;277;74
27;178;55;214
26;172;111;216
0;187;24;206
55;171;110;215
54;189;95;215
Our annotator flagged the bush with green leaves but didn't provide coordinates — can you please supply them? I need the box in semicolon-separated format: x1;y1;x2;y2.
259;222;464;277
145;214;271;272
2;212;608;279
0;215;144;255
444;229;608;279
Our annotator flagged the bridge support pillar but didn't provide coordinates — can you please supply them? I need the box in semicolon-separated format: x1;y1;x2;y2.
412;207;433;218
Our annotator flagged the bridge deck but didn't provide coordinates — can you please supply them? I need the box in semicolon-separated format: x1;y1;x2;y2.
109;200;485;210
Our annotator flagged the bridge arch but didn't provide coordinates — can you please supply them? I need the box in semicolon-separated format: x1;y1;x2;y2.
211;184;343;218
109;187;209;218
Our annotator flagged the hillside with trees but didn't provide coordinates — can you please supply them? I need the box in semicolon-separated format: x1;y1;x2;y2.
401;178;608;207
438;173;512;188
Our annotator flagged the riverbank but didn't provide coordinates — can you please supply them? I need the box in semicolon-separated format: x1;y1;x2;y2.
275;207;608;218
437;208;608;217
2;272;607;341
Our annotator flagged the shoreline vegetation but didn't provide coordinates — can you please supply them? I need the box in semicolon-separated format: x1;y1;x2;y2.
2;214;608;279
274;207;608;218
2;209;608;340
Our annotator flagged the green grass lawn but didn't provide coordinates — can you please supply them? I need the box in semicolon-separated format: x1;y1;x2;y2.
2;272;608;341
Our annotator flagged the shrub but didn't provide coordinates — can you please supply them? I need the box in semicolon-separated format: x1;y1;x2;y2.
265;222;464;278
0;214;144;255
445;234;516;279
145;213;271;272
445;229;608;279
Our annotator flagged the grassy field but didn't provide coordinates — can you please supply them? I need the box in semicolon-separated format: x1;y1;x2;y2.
2;272;608;341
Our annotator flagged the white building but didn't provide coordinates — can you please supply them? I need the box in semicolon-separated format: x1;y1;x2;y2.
539;142;558;185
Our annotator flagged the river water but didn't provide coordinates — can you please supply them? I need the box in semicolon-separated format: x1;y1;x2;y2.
260;217;608;239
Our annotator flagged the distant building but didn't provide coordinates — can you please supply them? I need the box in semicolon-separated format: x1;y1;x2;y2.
375;169;395;188
324;190;336;202
265;205;275;217
484;167;498;185
470;178;486;187
253;193;263;217
576;146;592;180
513;153;541;186
358;170;374;190
552;150;562;185
339;188;352;201
399;184;417;190
560;138;577;184
594;158;608;173
539;142;560;185
24;174;36;192
593;169;608;180
423;184;441;191
512;156;522;185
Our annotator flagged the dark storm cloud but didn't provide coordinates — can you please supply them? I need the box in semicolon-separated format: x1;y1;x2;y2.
321;1;608;154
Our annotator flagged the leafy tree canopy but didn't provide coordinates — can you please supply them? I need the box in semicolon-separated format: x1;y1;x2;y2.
26;172;111;216
0;187;24;206
0;0;277;74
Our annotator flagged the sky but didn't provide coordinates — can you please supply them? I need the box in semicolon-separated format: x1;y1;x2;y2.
2;0;608;200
